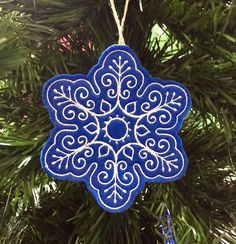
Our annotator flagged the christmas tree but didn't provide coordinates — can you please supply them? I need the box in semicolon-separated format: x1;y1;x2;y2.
0;0;235;243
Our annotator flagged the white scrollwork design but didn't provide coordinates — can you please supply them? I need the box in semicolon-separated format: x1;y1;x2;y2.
41;45;191;212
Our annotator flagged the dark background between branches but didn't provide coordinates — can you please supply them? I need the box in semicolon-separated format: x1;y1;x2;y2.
0;0;235;243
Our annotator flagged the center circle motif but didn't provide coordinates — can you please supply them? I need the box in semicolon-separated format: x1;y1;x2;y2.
106;118;128;141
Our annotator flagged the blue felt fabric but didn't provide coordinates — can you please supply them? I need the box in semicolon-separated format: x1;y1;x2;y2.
41;45;192;213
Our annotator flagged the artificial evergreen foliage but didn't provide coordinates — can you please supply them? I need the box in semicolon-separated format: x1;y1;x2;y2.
0;0;235;243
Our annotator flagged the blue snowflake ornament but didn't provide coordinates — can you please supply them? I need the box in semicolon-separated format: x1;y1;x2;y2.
41;45;191;212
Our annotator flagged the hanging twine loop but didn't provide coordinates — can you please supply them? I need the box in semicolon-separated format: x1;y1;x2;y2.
109;0;130;45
